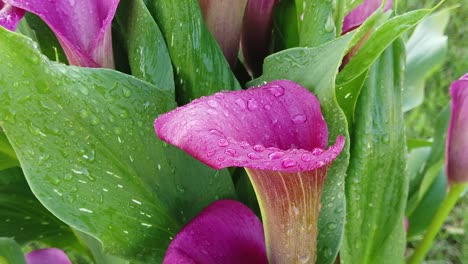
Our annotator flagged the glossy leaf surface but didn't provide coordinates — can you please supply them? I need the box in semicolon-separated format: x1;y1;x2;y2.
0;238;26;264
403;9;449;112
0;28;235;263
342;40;407;264
145;0;239;104
299;0;336;47
115;0;174;95
250;33;354;264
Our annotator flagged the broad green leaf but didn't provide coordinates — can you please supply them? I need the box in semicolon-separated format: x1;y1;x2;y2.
403;9;450;112
115;0;175;95
249;33;354;264
0;168;88;257
17;13;67;64
336;8;436;124
0;130;19;170
342;40;407;264
407;138;433;150
406;106;450;216
273;0;299;51
73;230;129;264
407;169;447;238
299;0;336;47
145;0;240;104
0;238;26;264
0;28;236;262
337;9;433;86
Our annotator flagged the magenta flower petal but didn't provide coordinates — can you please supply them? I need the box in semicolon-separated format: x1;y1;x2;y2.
0;2;25;31
155;80;344;173
342;0;392;34
241;0;278;76
199;0;247;67
163;200;267;264
25;248;72;264
4;0;119;68
446;73;468;184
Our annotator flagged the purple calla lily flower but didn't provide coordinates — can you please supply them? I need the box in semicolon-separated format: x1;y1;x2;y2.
446;73;468;184
164;200;267;264
199;0;247;68
25;248;72;264
241;0;278;76
4;0;119;68
342;0;393;34
155;80;344;263
0;1;24;31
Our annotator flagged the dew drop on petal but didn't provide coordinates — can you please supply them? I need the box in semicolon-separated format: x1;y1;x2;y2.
235;98;247;109
292;114;307;124
266;85;285;97
247;98;258;110
281;158;297;168
247;152;262;160
225;149;237;157
269;151;285;160
253;144;265;152
217;138;229;147
301;154;312;162
207;99;219;108
312;148;323;156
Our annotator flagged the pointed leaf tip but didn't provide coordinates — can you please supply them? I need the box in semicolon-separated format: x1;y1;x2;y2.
163;200;267;264
155;80;344;172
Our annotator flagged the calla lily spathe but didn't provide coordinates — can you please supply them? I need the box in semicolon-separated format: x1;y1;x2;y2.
4;0;119;68
25;248;72;264
155;80;344;263
164;200;267;264
446;73;468;184
342;0;393;34
0;1;24;31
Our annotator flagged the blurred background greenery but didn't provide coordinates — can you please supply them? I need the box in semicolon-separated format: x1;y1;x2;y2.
399;0;467;263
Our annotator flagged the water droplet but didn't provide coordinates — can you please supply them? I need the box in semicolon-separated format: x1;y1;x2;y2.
312;149;323;156
240;141;250;149
78;86;89;95
207;99;219;108
225;149;237;157
235;98;246;109
292;114;307;124
247;152;262;160
253;144;265;152
298;253;310;263
266;85;285;97
281;158;297;168
324;13;335;33
217;138;229;147
79;109;89;118
301;154;311;162
247;98;258;110
269;151;285;160
176;185;185;193
122;87;131;98
207;150;216;157
327;222;337;230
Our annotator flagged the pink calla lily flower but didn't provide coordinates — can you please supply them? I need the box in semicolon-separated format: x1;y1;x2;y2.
164;200;267;264
155;80;344;263
4;0;119;68
446;73;468;184
25;248;72;264
342;0;393;34
0;1;24;31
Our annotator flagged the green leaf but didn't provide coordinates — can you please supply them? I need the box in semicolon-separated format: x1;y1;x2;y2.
0;130;19;170
273;0;299;51
336;8;436;125
406;106;450;216
299;0;336;47
337;9;432;86
0;28;236;262
342;40;407;264
403;9;450;112
407;169;447;238
0;168;87;255
249;33;354;264
0;238;26;264
145;0;240;104
115;0;175;95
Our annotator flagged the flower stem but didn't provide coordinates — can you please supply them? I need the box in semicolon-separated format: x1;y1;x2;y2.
246;168;327;264
408;182;467;264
